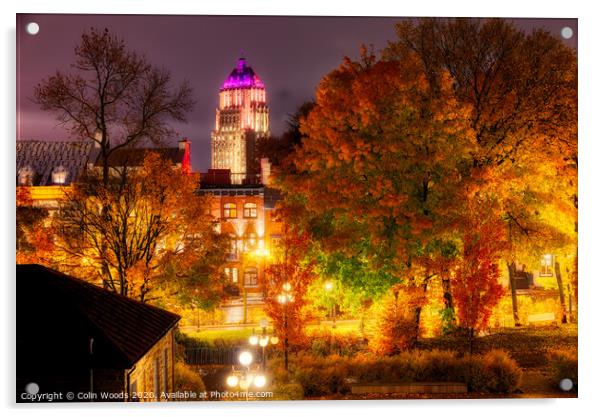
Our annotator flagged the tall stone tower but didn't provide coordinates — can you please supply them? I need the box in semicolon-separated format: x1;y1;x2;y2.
211;56;269;184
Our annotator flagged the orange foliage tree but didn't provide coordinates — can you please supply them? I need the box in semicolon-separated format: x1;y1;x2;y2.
263;225;316;368
274;46;474;340
16;187;53;264
48;152;229;305
452;199;507;352
385;18;578;326
369;284;427;355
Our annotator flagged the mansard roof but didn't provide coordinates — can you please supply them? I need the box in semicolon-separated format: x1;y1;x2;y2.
16;140;93;186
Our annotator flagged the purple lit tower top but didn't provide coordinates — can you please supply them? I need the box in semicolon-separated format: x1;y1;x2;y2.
221;57;265;90
211;55;270;182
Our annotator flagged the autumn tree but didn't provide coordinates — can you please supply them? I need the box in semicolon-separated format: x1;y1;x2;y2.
16;187;52;264
50;152;229;304
256;101;315;169
274;47;474;338
369;284;427;355
263;226;316;370
385;18;578;326
451;198;506;352
34;28;194;185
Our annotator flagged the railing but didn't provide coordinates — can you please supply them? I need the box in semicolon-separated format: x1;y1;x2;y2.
183;346;259;366
199;170;263;187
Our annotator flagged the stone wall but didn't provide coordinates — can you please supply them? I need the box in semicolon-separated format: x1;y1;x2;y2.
127;328;176;402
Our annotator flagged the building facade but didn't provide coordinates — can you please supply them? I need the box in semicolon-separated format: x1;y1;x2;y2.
211;56;269;184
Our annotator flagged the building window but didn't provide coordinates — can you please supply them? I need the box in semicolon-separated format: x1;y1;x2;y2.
51;165;68;184
17;166;35;186
228;235;238;256
223;202;237;218
243;233;257;253
540;254;554;277
244;267;258;287
225;267;239;284
243;202;258;218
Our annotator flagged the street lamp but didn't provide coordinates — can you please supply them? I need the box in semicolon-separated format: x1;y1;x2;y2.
239;350;253;367
249;319;278;371
226;350;267;400
278;282;293;371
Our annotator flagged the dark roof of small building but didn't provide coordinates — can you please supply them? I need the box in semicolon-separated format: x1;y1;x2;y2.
17;264;180;368
93;147;185;168
16;140;94;185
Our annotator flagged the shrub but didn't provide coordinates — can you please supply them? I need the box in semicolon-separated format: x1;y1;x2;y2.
368;285;426;355
290;349;522;397
293;354;350;397
414;350;462;382
480;350;522;393
310;338;330;357
272;383;305;400
173;360;205;399
548;348;578;391
306;331;368;357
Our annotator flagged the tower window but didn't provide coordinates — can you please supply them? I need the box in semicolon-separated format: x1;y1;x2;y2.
243;202;257;218
223;202;237;219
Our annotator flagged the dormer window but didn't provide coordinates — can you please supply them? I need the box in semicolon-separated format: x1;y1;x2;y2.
51;165;68;185
17;166;35;186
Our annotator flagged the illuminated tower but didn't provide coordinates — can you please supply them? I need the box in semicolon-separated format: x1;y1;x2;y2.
211;56;269;184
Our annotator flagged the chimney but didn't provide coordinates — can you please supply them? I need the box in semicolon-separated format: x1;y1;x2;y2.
260;158;271;185
178;138;190;151
179;138;191;174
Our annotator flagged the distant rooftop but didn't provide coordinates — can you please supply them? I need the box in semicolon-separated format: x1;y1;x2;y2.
93;147;185;168
16;139;191;186
16;140;93;186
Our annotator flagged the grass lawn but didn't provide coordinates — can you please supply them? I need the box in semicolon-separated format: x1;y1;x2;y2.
182;321;362;346
182;322;577;367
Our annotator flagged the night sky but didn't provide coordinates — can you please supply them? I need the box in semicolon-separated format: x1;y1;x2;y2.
16;14;577;172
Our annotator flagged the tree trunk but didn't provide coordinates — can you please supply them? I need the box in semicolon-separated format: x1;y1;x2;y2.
468;327;475;355
554;261;568;324
412;281;429;344
442;276;454;311
507;261;521;327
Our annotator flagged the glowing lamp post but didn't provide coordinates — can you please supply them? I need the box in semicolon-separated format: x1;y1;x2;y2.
225;350;267;400
278;282;294;371
324;280;337;328
249;318;278;371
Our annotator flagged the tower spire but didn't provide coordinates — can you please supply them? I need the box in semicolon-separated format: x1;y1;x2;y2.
237;50;246;71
